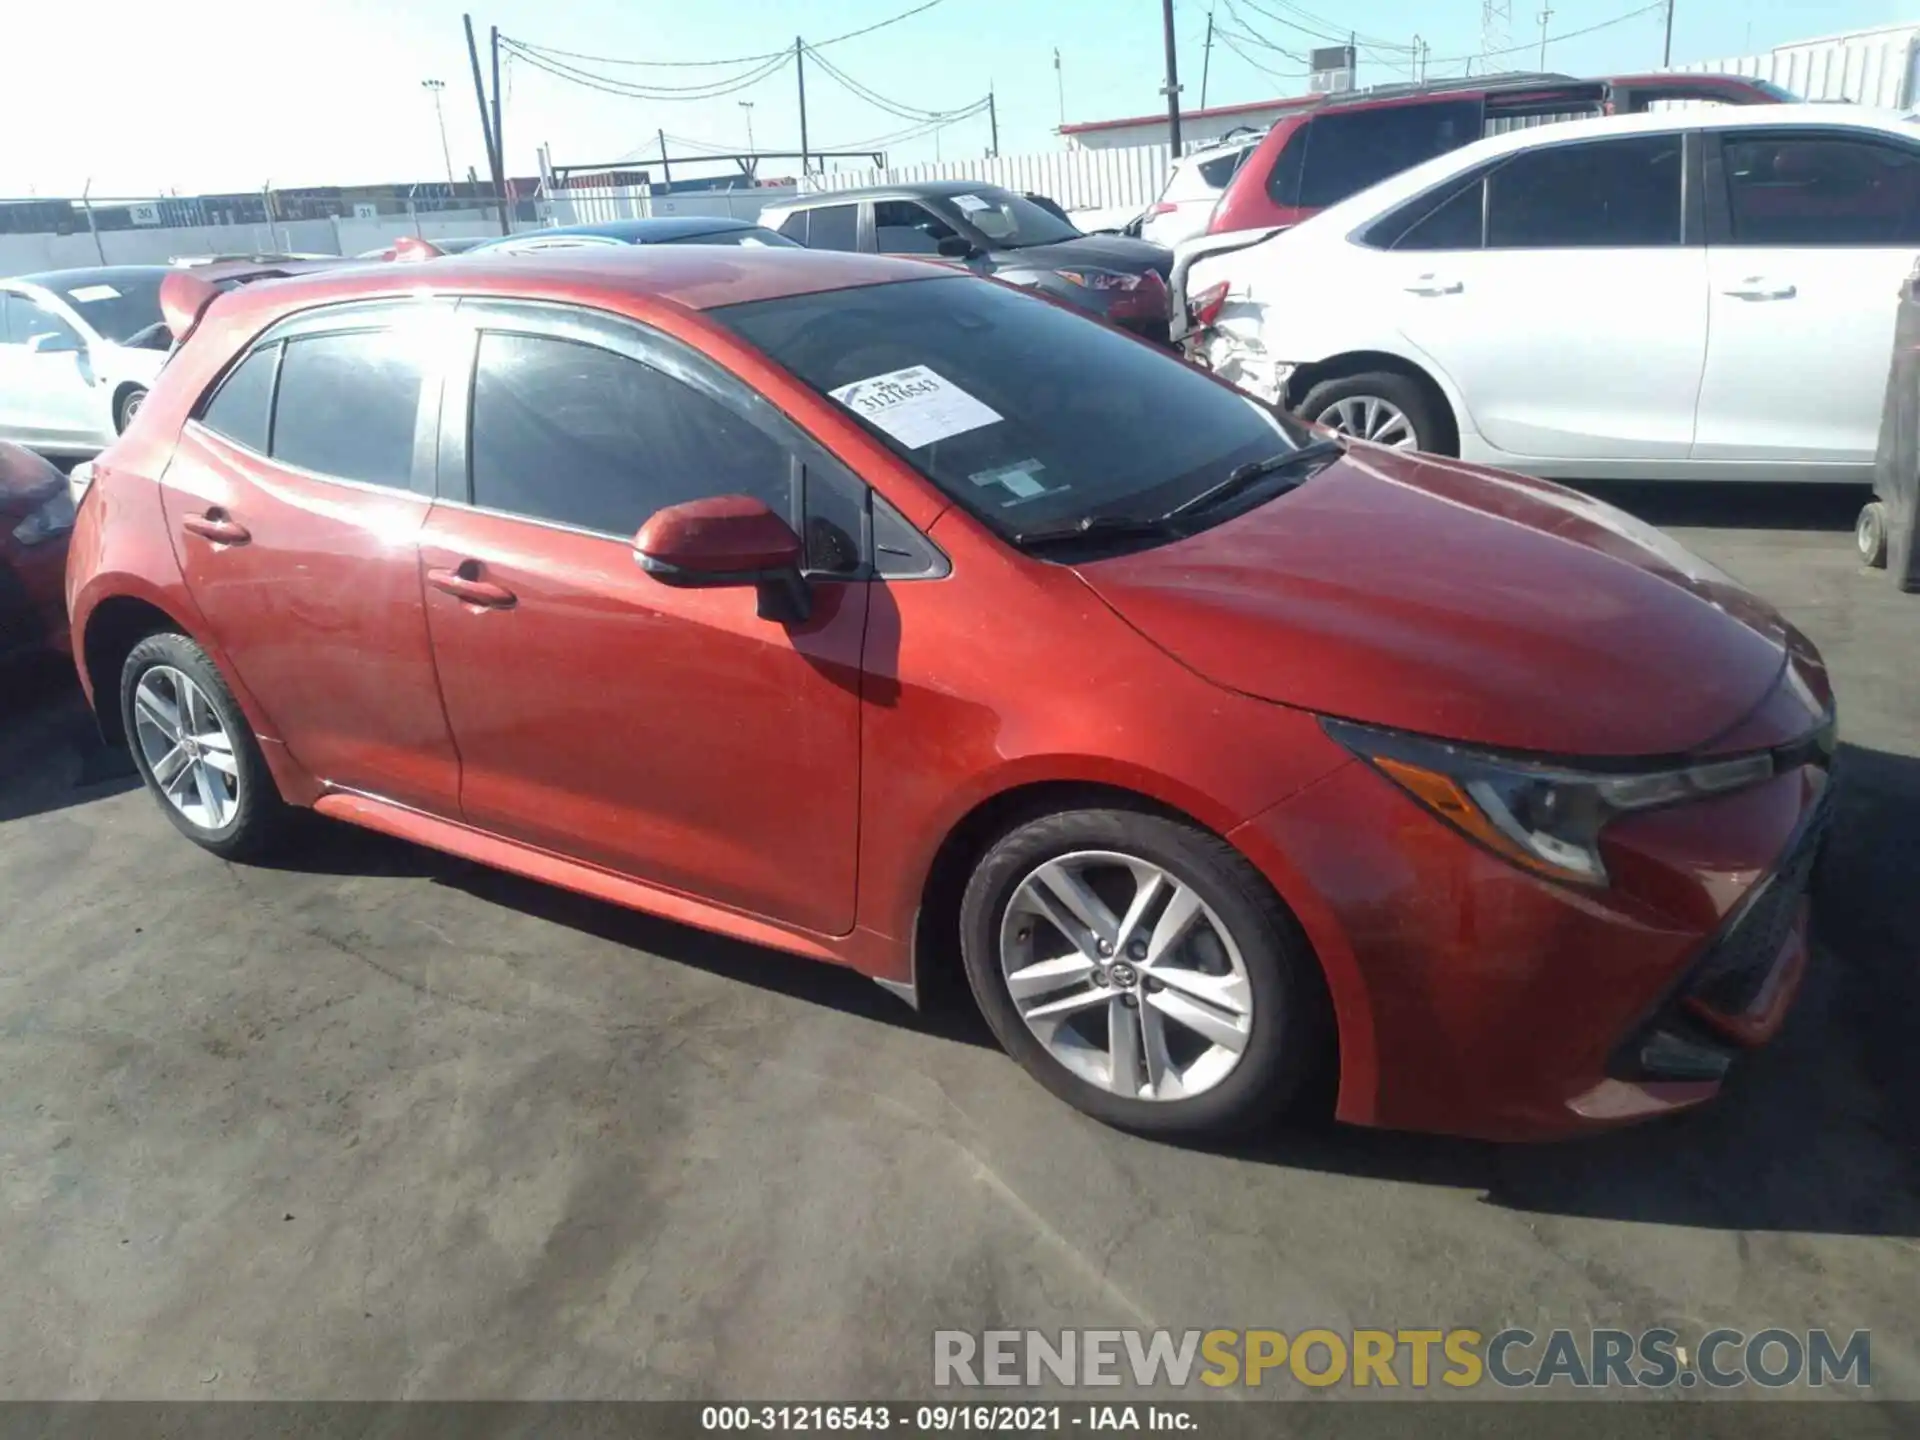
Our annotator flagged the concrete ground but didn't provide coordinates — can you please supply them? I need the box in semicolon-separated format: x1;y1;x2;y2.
1;483;1917;1402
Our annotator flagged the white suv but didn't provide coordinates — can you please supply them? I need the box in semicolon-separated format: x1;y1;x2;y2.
1140;134;1264;249
1184;105;1920;482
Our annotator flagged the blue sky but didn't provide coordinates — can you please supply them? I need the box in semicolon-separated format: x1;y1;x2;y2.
3;0;1912;196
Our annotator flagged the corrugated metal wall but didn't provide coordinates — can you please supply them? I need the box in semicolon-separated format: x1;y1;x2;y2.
1665;24;1920;109
802;146;1175;215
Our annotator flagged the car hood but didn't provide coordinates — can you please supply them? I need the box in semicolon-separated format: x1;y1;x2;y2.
992;234;1173;278
1073;446;1794;758
0;441;66;518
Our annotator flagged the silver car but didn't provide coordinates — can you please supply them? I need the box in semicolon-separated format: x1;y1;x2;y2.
0;267;174;458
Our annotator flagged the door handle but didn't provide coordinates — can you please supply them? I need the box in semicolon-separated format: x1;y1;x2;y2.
182;508;250;545
1723;277;1797;301
427;562;517;609
1404;274;1463;296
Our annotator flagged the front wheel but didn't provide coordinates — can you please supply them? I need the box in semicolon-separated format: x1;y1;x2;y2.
120;632;285;860
1857;500;1888;568
1296;371;1446;454
115;386;147;434
959;807;1327;1136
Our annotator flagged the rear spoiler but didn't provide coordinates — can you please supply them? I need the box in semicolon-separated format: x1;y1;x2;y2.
157;258;357;346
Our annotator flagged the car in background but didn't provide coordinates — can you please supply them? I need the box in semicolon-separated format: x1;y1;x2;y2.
1205;70;1793;238
1184;106;1920;481
69;247;1834;1143
468;217;800;253
0;442;75;659
170;252;336;267
356;236;496;261
760;182;1175;341
1140;132;1265;247
0;267;176;457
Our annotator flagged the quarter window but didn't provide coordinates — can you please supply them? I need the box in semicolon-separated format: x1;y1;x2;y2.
1487;135;1683;248
270;328;428;486
1389;180;1485;250
802;204;860;252
467;331;792;537
200;344;279;453
1720;134;1920;245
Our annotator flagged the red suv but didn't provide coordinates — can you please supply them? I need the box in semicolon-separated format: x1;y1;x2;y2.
68;249;1834;1141
1208;70;1793;235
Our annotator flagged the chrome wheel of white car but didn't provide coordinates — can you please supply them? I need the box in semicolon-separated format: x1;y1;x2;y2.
132;665;241;830
1316;395;1419;449
998;850;1254;1102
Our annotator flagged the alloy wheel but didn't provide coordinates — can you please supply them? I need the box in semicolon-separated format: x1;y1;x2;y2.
132;665;240;830
997;850;1254;1102
1317;395;1419;449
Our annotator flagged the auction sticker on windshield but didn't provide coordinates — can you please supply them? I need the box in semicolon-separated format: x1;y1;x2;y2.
830;365;1002;449
69;285;121;303
951;194;992;214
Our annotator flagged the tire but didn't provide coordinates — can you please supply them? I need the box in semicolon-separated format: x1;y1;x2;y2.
120;632;284;861
1296;370;1448;455
115;387;147;434
1857;500;1888;568
959;806;1328;1137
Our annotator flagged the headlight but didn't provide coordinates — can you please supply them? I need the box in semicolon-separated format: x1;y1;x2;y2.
1054;268;1148;290
11;486;77;546
1323;718;1775;885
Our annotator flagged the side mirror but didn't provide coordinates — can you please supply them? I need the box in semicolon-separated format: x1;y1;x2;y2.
634;494;811;624
27;331;83;356
936;234;977;260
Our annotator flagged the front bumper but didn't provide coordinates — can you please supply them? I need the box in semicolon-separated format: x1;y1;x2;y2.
1231;758;1827;1141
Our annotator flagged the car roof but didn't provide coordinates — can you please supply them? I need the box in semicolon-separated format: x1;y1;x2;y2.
769;179;1013;209
190;245;943;335
10;264;175;290
497;216;765;243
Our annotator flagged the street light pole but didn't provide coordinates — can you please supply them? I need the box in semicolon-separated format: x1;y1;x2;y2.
422;79;455;188
739;101;756;153
1663;0;1676;66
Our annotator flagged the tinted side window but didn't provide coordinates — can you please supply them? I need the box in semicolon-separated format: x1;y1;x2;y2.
805;204;860;251
873;200;957;255
271;329;427;486
1487;135;1682;248
200;343;279;453
469;331;792;536
1264;126;1310;208
1297;100;1482;209
1365;178;1485;250
777;211;809;244
1721;134;1920;245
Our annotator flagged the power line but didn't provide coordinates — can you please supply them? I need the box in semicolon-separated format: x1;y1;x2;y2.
500;41;792;99
804;44;982;123
503;0;949;70
1426;0;1666;65
1218;31;1310;81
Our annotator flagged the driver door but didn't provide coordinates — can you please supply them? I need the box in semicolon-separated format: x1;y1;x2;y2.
0;292;101;449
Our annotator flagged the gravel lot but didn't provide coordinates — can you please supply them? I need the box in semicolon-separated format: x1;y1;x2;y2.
1;482;1916;1402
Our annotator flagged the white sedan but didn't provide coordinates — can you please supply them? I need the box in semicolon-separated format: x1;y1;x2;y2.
0;268;174;458
1182;104;1920;483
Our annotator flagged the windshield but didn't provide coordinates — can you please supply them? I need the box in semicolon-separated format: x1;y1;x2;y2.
712;275;1311;540
931;188;1082;248
50;273;167;346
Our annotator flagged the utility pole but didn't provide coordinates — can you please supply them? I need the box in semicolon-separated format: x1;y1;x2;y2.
423;79;455;188
659;129;672;187
1053;48;1065;129
1537;7;1552;70
795;38;811;177
1663;0;1676;66
1160;0;1184;155
490;25;510;233
463;15;506;232
739;101;757;153
1200;7;1216;110
988;90;1000;156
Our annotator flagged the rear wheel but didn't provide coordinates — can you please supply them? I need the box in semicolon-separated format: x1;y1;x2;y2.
959;807;1327;1136
1857;500;1888;567
120;632;285;860
115;386;147;433
1296;371;1447;455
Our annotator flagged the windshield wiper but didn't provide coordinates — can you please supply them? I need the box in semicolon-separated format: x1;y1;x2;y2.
1158;438;1345;521
1011;513;1182;549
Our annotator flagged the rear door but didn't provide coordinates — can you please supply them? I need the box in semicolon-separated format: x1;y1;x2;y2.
1693;126;1920;469
161;298;462;813
417;301;868;935
1386;130;1708;460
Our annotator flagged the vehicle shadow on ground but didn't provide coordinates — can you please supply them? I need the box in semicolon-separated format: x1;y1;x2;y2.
1572;479;1869;533
0;655;139;821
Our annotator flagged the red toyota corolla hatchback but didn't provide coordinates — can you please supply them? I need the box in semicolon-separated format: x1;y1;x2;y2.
66;248;1834;1142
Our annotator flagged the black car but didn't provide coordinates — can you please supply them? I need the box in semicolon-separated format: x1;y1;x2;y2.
760;182;1174;341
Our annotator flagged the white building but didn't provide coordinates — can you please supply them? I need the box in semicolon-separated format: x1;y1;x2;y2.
1058;97;1314;154
1662;22;1920;108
